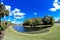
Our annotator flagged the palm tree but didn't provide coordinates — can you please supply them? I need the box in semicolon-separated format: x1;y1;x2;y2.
4;10;9;27
0;4;9;31
0;3;9;40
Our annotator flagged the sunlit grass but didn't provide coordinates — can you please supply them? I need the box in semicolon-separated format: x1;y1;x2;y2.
3;23;60;40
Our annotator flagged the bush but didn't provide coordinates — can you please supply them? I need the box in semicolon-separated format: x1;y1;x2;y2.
23;18;43;26
23;16;55;27
43;15;55;26
0;22;8;31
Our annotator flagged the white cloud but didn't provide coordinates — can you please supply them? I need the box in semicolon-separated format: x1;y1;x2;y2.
5;5;11;12
11;20;22;24
54;17;60;21
13;19;16;21
15;21;22;24
54;0;58;2
5;7;25;19
34;13;37;15
11;8;25;19
11;8;25;16
4;5;25;24
49;8;56;12
9;12;12;16
8;18;11;21
12;21;16;23
1;2;4;4
5;5;12;16
49;0;60;12
14;16;24;19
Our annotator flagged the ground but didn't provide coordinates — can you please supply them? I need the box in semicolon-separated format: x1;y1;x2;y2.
3;23;60;40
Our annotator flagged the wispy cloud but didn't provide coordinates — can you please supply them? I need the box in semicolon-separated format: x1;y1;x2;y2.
49;0;60;12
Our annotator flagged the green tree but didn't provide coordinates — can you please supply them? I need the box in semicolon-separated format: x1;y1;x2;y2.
43;15;55;25
0;4;9;31
23;18;43;27
23;19;30;25
50;17;55;26
43;15;51;24
23;19;33;26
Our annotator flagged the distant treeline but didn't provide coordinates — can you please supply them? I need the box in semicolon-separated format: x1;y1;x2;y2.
55;19;60;23
23;15;55;26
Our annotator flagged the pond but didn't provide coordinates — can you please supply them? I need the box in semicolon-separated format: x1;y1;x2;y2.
13;26;26;32
13;25;51;33
13;26;40;32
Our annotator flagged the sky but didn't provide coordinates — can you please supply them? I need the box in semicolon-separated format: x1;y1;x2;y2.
0;0;60;24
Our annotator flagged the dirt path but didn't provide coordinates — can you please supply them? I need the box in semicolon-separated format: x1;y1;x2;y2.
0;31;5;40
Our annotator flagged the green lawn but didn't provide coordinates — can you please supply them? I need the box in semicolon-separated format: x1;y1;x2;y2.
3;24;60;40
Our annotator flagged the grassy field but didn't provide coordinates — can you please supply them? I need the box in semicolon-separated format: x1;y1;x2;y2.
3;23;60;40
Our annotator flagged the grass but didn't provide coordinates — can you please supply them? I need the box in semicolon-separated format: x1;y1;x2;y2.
3;23;60;40
24;25;51;27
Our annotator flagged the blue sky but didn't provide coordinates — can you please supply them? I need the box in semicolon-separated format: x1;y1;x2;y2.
0;0;60;24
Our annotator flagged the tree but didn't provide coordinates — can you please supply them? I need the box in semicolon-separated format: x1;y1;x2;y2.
23;18;43;27
34;18;43;25
28;19;33;27
23;19;30;25
43;15;55;25
0;4;9;31
23;19;33;26
50;17;55;26
43;15;51;24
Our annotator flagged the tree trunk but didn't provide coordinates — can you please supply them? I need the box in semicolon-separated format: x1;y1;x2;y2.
0;17;1;26
0;31;5;40
0;12;6;40
3;11;5;26
0;17;5;40
0;17;1;34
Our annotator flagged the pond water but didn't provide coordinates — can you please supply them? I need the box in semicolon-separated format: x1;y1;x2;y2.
13;26;26;32
13;25;51;33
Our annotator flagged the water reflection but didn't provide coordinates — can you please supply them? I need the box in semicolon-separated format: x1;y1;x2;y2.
13;26;26;32
13;25;51;34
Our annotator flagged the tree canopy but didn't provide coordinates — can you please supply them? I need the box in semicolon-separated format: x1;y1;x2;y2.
0;4;9;31
23;16;55;27
0;4;9;18
23;18;43;26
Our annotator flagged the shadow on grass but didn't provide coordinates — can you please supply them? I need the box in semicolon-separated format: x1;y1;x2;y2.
13;25;52;34
23;26;51;34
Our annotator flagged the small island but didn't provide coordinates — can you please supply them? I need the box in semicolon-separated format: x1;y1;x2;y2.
23;16;55;27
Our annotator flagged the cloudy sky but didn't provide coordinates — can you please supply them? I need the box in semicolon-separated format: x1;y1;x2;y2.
0;0;60;24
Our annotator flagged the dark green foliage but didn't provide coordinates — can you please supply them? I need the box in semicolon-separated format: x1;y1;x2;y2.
50;17;55;26
0;4;9;31
0;4;9;18
42;15;55;26
23;18;43;27
23;16;55;27
43;15;51;24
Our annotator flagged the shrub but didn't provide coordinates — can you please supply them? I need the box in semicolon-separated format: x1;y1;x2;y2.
43;15;55;26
